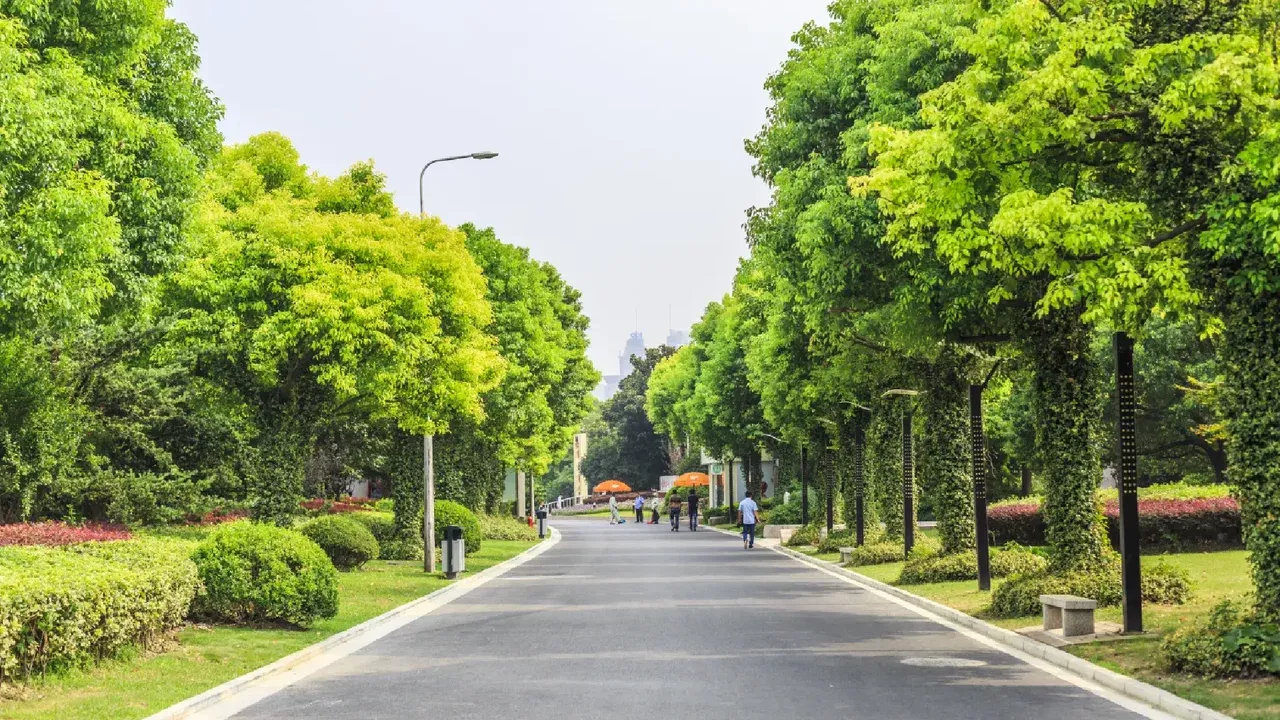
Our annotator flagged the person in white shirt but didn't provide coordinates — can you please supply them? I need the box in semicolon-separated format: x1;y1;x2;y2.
738;491;760;549
608;494;620;524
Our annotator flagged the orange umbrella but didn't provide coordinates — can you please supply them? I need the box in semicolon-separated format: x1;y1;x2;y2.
593;480;632;493
673;472;710;487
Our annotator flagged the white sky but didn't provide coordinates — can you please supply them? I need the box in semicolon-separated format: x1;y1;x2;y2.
169;0;833;376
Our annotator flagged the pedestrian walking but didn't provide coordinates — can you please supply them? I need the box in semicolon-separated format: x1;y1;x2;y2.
633;495;645;524
738;491;759;549
687;490;700;531
608;494;621;524
668;491;683;531
649;495;660;524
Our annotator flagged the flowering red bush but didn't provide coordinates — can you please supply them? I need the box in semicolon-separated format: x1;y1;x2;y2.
337;496;376;506
987;497;1242;551
0;522;132;547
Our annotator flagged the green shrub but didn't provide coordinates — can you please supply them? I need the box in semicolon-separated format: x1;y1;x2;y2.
348;511;396;546
191;522;338;627
477;513;538;542
766;498;802;525
897;544;1047;585
1162;600;1280;678
785;523;822;547
434;500;481;555
379;536;423;561
845;541;906;566
816;530;857;554
373;498;395;513
299;515;379;570
989;559;1192;617
0;539;198;681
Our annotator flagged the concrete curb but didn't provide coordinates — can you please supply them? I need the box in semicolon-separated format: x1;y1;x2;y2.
146;528;561;720
765;541;1232;720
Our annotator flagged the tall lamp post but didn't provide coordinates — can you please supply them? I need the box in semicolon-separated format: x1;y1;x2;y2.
882;389;921;555
418;151;499;574
841;401;872;546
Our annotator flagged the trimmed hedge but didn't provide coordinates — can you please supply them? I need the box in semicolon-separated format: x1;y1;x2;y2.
477;513;538;542
0;539;198;681
191;522;338;627
0;522;132;547
299;515;380;570
434;500;481;555
987;497;1242;552
897;544;1047;585
989;559;1192;617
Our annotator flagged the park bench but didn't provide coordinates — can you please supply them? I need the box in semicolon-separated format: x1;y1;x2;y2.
838;547;855;564
707;515;725;525
1039;594;1097;637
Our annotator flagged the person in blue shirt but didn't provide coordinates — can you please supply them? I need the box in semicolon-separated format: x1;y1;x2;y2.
738;491;760;549
633;495;645;524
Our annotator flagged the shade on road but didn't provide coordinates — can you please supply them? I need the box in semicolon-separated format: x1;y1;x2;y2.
232;518;1160;719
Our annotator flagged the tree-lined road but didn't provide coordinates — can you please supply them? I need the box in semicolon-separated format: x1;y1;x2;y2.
232;519;1157;719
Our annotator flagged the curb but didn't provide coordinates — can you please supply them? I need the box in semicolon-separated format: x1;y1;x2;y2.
146;528;561;720
765;541;1231;720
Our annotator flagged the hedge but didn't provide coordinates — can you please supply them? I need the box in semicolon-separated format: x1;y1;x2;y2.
191;523;338;627
477;513;538;542
897;544;1047;585
987;497;1242;552
0;522;132;547
299;515;380;570
0;539;199;681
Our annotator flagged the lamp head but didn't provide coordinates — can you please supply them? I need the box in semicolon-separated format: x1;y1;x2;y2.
881;389;921;398
471;152;499;160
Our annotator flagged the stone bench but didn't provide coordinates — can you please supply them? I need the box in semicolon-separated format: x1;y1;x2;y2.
1040;594;1097;637
838;547;855;564
707;516;726;526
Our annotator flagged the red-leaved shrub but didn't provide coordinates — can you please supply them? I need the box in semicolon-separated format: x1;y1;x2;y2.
987;497;1242;552
300;499;370;515
0;522;132;547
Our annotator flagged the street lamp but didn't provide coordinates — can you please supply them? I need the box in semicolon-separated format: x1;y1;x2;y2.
417;151;499;574
882;389;922;555
841;400;872;546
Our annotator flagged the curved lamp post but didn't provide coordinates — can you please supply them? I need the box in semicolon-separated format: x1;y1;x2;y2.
417;151;499;574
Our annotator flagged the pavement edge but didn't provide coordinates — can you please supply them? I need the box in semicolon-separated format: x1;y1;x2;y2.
145;526;562;720
762;538;1233;720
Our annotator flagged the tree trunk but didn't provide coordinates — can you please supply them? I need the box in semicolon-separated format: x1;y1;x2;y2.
1024;307;1111;574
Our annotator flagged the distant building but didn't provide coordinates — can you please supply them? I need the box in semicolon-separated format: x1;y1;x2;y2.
665;329;690;347
593;331;648;400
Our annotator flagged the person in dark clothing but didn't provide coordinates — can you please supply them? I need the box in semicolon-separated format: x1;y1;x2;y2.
668;491;682;531
686;491;700;531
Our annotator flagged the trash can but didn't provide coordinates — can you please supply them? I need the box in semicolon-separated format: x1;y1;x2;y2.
536;507;548;539
442;524;466;579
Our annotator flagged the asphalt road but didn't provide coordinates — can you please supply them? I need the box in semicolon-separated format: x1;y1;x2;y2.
233;518;1155;720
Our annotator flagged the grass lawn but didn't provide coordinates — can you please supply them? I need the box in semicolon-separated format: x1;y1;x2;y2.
0;538;539;720
794;544;1277;720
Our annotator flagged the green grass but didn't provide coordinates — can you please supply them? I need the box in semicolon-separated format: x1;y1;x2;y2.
0;538;539;720
804;546;1277;720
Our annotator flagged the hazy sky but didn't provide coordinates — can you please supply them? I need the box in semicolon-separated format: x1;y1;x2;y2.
169;0;833;377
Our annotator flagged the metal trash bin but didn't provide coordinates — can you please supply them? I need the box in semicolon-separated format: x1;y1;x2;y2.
442;524;466;579
536;507;548;539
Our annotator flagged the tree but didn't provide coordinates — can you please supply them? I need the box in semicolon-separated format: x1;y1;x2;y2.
583;347;675;489
166;134;503;523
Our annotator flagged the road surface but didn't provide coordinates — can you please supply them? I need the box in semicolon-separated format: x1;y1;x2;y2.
232;518;1157;719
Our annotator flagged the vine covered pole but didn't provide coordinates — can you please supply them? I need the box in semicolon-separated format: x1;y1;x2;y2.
1114;332;1143;633
970;384;991;591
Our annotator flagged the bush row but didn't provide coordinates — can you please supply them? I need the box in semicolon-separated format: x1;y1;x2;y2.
0;521;133;547
477;513;538;542
0;540;199;681
989;559;1192;617
987;497;1242;552
988;482;1232;509
897;543;1047;585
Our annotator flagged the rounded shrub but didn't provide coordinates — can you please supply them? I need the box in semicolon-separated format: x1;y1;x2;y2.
347;511;396;545
299;515;379;570
379;535;424;561
191;522;338;627
434;500;481;555
989;559;1191;617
